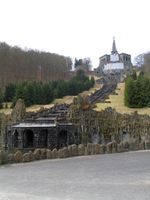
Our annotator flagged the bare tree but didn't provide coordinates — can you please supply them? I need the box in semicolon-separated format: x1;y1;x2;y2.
0;42;72;88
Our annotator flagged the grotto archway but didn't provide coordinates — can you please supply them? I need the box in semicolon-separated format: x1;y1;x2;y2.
58;130;68;149
24;129;34;148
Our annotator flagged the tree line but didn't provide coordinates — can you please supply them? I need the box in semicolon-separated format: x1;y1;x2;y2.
0;70;95;107
124;71;150;108
0;42;72;88
74;57;92;72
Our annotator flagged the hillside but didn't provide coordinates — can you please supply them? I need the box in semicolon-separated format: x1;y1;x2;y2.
95;82;150;115
0;42;72;88
0;78;100;115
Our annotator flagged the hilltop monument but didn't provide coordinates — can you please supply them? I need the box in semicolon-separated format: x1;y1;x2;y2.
95;38;132;75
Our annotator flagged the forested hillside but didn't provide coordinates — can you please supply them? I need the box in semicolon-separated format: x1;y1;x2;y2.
2;70;95;107
0;42;72;87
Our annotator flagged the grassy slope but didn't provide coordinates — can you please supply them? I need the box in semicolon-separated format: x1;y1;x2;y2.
95;82;150;115
1;76;150;116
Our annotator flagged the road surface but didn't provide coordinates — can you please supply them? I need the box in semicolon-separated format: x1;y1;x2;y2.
0;151;150;200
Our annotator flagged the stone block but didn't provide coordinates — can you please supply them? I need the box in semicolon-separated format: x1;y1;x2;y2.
100;144;106;154
68;145;72;157
139;141;145;150
91;144;96;155
106;142;113;153
63;147;69;158
58;149;64;158
71;144;78;156
46;149;52;159
95;144;100;154
40;148;47;159
129;141;139;151
52;148;58;159
14;150;23;163
119;142;125;152
23;153;31;162
145;140;150;150
117;143;122;153
7;153;15;164
112;141;117;153
87;143;92;155
84;147;88;155
134;141;140;150
28;151;34;161
33;149;41;160
78;144;85;156
122;141;129;150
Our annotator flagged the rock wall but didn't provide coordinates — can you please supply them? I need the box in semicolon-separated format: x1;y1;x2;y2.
2;139;150;165
0;99;26;149
1;96;150;151
11;99;26;123
69;97;150;145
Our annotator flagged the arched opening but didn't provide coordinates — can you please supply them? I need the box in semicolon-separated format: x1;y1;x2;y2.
58;130;68;149
14;130;19;148
24;129;34;148
39;129;48;148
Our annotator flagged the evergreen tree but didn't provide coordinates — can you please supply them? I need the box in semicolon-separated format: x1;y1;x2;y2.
4;70;94;107
4;83;16;102
125;73;150;108
90;76;95;86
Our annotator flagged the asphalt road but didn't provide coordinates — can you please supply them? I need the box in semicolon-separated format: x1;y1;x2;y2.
0;151;150;200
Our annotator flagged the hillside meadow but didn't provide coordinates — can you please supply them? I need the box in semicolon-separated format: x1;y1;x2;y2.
1;80;150;116
95;82;150;115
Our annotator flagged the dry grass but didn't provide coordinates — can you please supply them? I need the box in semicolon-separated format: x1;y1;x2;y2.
26;104;55;112
0;103;12;115
52;82;101;104
1;80;150;116
0;108;12;115
52;96;74;105
0;103;56;114
95;82;150;115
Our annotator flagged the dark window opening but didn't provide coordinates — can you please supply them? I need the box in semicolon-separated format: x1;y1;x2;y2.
24;129;34;148
58;130;67;149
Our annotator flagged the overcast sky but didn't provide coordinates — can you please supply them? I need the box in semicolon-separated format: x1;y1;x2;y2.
0;0;149;67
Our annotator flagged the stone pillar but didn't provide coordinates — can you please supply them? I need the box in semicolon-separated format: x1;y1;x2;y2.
47;128;58;150
34;130;39;148
14;129;24;149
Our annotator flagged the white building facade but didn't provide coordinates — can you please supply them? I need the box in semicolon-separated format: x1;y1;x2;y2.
95;38;132;75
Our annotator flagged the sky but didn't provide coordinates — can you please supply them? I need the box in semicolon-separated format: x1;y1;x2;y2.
0;0;150;68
